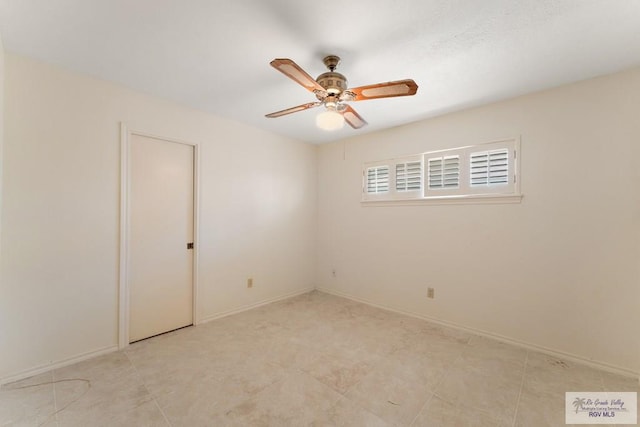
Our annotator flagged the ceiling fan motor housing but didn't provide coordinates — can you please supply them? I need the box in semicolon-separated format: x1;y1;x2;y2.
316;71;348;95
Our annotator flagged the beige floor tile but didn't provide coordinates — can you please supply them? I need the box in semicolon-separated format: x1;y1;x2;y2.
288;321;345;352
225;372;342;426
54;374;153;426
523;352;605;397
67;399;169;427
434;347;524;424
377;348;451;392
49;351;156;426
301;353;376;394
134;360;220;399
514;385;572;427
130;342;244;399
217;358;293;396
258;336;322;370
154;375;250;427
148;355;290;424
412;395;510;427
311;396;391;426
401;327;470;361
0;372;56;427
331;319;409;358
345;369;432;426
320;340;386;368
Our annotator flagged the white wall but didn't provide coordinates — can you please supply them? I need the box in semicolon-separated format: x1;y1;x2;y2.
317;68;640;375
0;35;4;270
0;54;317;381
0;36;5;378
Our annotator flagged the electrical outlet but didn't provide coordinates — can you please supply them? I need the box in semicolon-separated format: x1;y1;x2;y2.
247;278;253;288
427;287;435;299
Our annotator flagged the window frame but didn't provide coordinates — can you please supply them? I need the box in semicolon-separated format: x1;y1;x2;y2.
362;138;521;205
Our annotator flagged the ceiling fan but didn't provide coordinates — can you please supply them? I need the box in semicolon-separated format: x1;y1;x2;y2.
265;55;418;130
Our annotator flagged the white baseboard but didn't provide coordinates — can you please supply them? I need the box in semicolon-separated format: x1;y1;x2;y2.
198;287;315;324
316;286;639;380
1;345;118;386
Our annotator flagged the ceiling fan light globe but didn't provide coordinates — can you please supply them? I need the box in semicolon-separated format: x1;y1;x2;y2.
316;110;345;131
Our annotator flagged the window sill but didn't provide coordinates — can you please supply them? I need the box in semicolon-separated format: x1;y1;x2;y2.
361;194;523;206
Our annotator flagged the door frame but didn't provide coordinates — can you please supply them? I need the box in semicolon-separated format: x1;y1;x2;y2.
118;123;200;348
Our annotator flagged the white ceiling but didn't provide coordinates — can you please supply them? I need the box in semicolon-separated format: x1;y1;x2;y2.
1;1;639;144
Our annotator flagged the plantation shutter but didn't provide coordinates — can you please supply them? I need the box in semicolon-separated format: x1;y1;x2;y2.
396;161;422;192
366;166;389;194
470;149;509;186
428;155;459;189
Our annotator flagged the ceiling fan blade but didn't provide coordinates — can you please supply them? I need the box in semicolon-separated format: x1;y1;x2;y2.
265;102;321;118
270;58;326;93
349;79;418;101
342;105;367;129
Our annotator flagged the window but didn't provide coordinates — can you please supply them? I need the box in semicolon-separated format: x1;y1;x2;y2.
362;138;521;204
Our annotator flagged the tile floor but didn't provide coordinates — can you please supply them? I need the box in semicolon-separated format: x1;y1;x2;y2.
1;291;638;426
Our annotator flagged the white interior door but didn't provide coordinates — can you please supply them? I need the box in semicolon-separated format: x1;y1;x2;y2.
129;134;194;342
